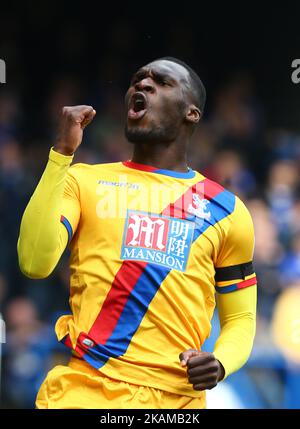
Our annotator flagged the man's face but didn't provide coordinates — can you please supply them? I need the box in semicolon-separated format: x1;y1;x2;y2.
124;60;192;144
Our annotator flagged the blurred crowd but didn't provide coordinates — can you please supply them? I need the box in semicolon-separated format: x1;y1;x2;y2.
0;66;300;409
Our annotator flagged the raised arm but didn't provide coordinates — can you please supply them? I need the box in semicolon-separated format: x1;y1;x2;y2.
17;105;96;279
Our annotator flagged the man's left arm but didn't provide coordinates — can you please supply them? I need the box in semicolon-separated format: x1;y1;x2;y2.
180;286;256;390
180;196;257;390
213;284;257;379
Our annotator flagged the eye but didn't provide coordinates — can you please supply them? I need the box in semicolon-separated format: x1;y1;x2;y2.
156;76;168;86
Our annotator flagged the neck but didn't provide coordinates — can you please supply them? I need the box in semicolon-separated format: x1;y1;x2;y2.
131;141;189;172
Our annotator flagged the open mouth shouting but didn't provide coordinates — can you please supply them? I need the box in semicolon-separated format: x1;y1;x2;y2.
128;92;148;120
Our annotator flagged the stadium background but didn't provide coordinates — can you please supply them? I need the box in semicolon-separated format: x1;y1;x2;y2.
0;2;300;409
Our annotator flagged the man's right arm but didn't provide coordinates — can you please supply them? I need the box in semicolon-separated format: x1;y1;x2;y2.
17;105;96;279
17;149;74;278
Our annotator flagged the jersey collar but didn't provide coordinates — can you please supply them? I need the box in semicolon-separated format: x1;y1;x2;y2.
122;160;196;179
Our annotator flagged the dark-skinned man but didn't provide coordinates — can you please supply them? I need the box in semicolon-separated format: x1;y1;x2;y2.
17;57;257;409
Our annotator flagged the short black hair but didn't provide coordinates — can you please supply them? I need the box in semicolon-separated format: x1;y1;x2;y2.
155;56;206;114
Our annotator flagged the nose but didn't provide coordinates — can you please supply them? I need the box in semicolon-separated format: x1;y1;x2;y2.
135;77;154;93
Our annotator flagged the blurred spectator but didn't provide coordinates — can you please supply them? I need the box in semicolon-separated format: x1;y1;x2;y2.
247;198;283;321
207;73;266;178
272;283;300;365
203;149;256;199
265;159;300;246
279;233;300;284
0;90;21;143
2;297;67;408
266;129;300;165
0;139;36;299
271;284;300;408
45;76;84;142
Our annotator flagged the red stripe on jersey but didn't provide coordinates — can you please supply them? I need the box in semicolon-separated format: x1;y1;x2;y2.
88;261;147;343
62;333;73;349
202;179;224;200
164;178;224;219
237;276;257;290
122;160;158;172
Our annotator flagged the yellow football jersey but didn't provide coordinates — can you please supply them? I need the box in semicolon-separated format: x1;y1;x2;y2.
55;159;256;398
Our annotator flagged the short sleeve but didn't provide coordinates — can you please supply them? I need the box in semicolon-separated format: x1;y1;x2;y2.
214;197;257;293
60;166;81;243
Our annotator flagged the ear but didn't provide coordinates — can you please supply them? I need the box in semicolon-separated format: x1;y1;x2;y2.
186;105;201;124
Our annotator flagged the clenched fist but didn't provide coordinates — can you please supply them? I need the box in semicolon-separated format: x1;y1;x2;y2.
54;105;96;156
179;349;225;391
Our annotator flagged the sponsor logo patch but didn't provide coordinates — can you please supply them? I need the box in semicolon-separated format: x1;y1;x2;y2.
121;210;195;272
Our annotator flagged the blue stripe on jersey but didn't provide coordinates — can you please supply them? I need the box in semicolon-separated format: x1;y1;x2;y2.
60;215;73;243
154;167;196;179
215;284;238;293
191;189;236;241
80;263;170;369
